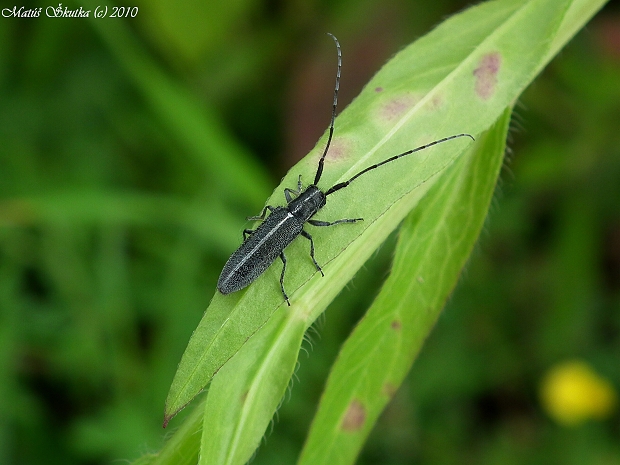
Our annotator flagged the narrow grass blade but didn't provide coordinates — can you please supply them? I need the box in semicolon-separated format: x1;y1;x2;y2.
84;0;271;205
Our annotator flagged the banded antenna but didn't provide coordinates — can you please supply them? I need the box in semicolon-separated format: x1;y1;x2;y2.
313;33;474;195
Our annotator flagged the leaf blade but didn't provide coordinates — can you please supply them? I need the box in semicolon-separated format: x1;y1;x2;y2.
164;0;597;425
298;106;513;464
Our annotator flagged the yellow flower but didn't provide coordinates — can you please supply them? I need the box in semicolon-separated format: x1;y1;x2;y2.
540;360;617;426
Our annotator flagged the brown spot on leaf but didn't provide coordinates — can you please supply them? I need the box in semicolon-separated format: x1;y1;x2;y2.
391;320;401;330
341;399;366;431
321;137;352;162
473;52;501;100
375;86;383;92
430;94;443;110
379;94;419;122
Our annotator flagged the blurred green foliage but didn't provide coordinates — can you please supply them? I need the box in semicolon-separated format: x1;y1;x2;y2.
0;0;618;464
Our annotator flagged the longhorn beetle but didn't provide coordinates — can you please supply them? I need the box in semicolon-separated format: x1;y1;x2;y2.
217;33;473;305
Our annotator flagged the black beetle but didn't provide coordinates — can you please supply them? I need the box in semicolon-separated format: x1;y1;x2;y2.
217;34;473;305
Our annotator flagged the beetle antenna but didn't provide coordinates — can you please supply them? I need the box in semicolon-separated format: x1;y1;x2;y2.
325;133;475;196
314;33;341;186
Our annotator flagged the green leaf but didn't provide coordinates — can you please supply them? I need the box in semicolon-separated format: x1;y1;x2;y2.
298;106;512;464
130;0;608;462
199;304;306;464
164;0;578;425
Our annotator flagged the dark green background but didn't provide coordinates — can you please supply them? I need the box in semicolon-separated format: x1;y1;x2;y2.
1;0;618;463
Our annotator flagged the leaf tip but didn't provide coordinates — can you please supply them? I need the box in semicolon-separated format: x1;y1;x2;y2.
162;402;181;429
162;410;175;429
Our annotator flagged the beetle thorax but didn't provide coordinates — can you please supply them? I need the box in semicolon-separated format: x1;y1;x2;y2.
288;185;326;222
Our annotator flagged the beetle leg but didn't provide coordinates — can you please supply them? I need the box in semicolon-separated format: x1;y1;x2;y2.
308;217;363;227
242;229;255;240
247;205;275;221
300;230;324;277
279;252;290;306
284;175;303;203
